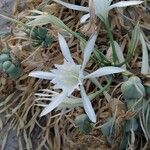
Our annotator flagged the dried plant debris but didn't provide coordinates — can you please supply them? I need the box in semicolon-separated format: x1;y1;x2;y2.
0;0;150;149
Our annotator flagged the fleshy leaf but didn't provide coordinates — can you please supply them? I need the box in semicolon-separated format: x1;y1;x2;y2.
114;41;126;69
27;15;52;26
75;114;92;134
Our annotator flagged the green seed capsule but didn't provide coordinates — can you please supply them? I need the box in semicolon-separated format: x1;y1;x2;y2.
2;61;12;71
0;54;10;62
6;64;16;74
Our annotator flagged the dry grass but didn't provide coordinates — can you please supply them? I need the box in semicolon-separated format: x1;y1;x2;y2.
0;0;150;149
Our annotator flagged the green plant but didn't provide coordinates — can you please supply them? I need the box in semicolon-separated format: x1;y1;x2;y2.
121;76;150;148
0;48;21;79
30;27;54;47
75;114;92;134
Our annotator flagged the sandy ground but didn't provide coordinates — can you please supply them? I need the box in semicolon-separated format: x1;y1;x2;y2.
0;0;15;33
0;1;26;149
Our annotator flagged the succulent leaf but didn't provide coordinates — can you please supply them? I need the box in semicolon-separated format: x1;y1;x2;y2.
125;118;138;132
101;118;114;137
75;114;92;134
0;54;10;62
6;64;16;74
0;49;22;79
9;67;21;79
2;61;12;71
121;76;145;100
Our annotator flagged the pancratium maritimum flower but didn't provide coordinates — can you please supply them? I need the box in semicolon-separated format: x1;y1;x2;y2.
29;32;124;122
52;0;143;22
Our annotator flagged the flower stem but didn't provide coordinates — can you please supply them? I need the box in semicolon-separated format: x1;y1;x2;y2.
104;18;118;64
63;26;112;65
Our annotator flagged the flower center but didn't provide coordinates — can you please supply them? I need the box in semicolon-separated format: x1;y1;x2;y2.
51;61;81;94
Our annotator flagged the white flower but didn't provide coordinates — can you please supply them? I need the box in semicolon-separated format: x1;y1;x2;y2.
53;0;143;22
34;88;102;108
29;33;124;122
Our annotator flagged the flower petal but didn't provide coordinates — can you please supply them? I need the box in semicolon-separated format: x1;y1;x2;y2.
80;85;96;123
40;91;67;116
58;33;75;64
29;71;55;80
53;0;89;12
82;32;97;69
84;66;124;79
80;13;90;23
109;1;143;10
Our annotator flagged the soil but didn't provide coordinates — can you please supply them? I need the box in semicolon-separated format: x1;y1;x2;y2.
0;1;26;149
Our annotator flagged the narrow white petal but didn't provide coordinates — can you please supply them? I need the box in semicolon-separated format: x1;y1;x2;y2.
109;1;143;10
40;91;67;116
29;10;45;15
80;85;96;123
58;33;75;64
84;66;124;79
82;32;97;69
29;71;55;80
35;93;52;97
53;0;89;12
80;13;90;23
35;98;52;101
35;104;48;107
38;89;58;95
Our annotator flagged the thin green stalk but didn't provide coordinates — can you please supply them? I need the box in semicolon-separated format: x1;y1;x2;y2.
0;13;111;65
0;14;28;28
115;24;140;67
61;76;112;108
55;20;112;65
104;18;118;64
